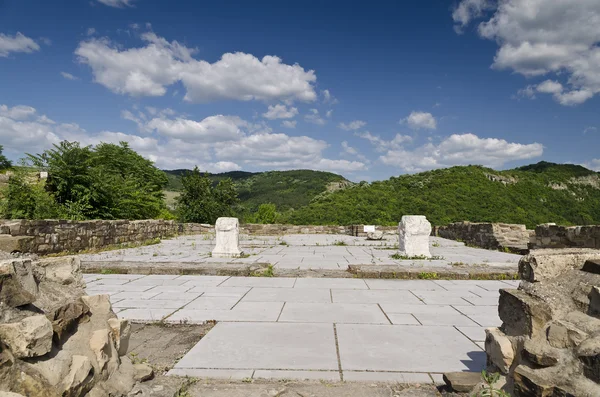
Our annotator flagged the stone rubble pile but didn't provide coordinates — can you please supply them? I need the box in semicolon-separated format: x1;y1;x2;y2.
485;248;600;396
0;254;153;397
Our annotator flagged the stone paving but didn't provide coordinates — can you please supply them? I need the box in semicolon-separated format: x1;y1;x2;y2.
84;273;518;383
81;234;520;271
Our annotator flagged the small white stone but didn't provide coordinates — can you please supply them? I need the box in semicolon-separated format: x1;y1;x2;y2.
398;215;432;258
212;217;242;258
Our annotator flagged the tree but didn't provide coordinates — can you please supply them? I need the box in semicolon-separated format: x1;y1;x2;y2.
0;145;13;170
246;203;280;224
176;167;239;224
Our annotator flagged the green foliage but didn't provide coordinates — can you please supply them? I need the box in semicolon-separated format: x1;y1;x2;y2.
2;140;167;220
476;370;509;396
287;163;600;228
175;167;239;224
252;264;275;277
246;203;281;224
0;145;12;171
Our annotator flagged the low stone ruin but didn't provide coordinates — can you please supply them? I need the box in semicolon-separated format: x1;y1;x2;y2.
0;254;153;396
398;215;432;258
485;248;600;396
212;217;242;258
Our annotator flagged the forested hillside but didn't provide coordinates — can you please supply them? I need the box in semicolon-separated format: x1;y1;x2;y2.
286;162;600;228
164;169;350;211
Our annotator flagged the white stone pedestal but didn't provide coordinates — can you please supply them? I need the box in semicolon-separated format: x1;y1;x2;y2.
212;217;242;258
398;215;432;258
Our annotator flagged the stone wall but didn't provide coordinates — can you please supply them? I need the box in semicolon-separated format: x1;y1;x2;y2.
484;249;600;396
0;219;181;255
436;221;531;252
0;255;152;396
529;223;600;249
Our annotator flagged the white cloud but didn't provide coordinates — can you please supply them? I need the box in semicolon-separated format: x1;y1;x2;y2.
304;109;326;125
401;111;437;130
341;141;358;155
96;0;135;8
76;32;317;103
61;72;78;81
584;126;597;134
583;159;600;172
262;104;298;120
321;89;339;104
517;79;594;106
339;120;366;131
0;32;40;57
455;0;600;105
146;115;247;143
452;0;495;31
356;131;413;152
316;159;366;172
536;79;563;94
326;110;333;118
281;120;297;129
86;28;97;36
380;133;543;172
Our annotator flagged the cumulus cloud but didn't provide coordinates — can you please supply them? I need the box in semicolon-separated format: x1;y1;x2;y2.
584;126;597;134
146;115;247;143
262;104;298;120
304;109;326;125
96;0;135;8
516;79;594;106
380;133;543;172
339;120;366;131
281;120;297;129
321;89;339;104
75;31;317;103
400;111;437;130
0;32;40;57
454;0;600;105
356;131;413;152
583;159;600;172
61;72;78;81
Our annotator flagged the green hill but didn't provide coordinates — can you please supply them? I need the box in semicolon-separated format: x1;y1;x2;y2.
163;169;351;212
286;162;600;228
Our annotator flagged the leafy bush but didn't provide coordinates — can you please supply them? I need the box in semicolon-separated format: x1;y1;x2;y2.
0;145;12;171
245;203;281;224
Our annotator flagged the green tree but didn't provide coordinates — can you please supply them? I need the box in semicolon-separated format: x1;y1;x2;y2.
176;167;239;223
0;145;12;171
0;169;61;219
246;203;281;224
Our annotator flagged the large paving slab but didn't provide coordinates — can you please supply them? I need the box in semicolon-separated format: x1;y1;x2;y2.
85;274;510;382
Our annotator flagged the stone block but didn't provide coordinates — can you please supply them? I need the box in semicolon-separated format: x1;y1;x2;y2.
485;327;515;374
47;298;90;344
522;339;560;367
398;215;431;258
443;371;483;393
38;256;82;285
590;286;600;318
0;235;34;253
499;289;552;337
0;315;53;358
577;336;600;383
107;318;131;357
0;258;39;307
546;320;588;349
366;231;384;240
582;259;600;275
513;365;556;397
61;355;94;397
211;217;242;258
519;248;600;282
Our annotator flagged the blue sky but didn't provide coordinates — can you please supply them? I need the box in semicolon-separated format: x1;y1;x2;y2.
1;0;599;181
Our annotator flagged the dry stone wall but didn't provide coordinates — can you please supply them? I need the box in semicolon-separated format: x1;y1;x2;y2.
530;223;600;249
436;221;531;252
0;219;181;255
484;249;600;396
0;255;152;396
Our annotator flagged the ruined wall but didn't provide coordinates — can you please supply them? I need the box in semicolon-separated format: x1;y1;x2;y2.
485;249;600;396
529;223;600;249
436;221;531;251
0;219;181;254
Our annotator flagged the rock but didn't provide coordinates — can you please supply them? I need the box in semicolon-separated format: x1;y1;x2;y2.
590;286;600;318
37;256;82;285
564;310;600;334
366;231;384;240
547;320;588;349
485;327;515;374
499;289;552;337
61;355;94;397
108;318;131;356
89;329;118;374
0;235;34;253
582;259;600;275
0;259;39;307
0;392;28;397
133;363;154;381
513;365;556;396
398;215;432;258
522;339;560;367
0;315;53;358
211;217;242;258
577;336;600;383
47;297;89;344
442;371;482;392
81;294;114;317
518;248;600;282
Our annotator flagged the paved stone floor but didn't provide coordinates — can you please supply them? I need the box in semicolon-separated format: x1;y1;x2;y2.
84;273;518;383
81;234;520;270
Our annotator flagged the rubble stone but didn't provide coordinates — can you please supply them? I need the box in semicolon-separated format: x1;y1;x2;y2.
0;315;53;358
442;371;482;393
498;289;552;337
485;327;515;374
0;259;38;307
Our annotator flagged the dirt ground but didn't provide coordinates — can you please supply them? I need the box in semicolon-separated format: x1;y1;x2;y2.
125;322;465;397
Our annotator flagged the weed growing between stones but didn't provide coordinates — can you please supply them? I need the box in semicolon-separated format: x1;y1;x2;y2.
477;370;509;396
174;377;199;397
431;241;440;247
418;272;439;280
333;240;347;246
252;263;275;277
